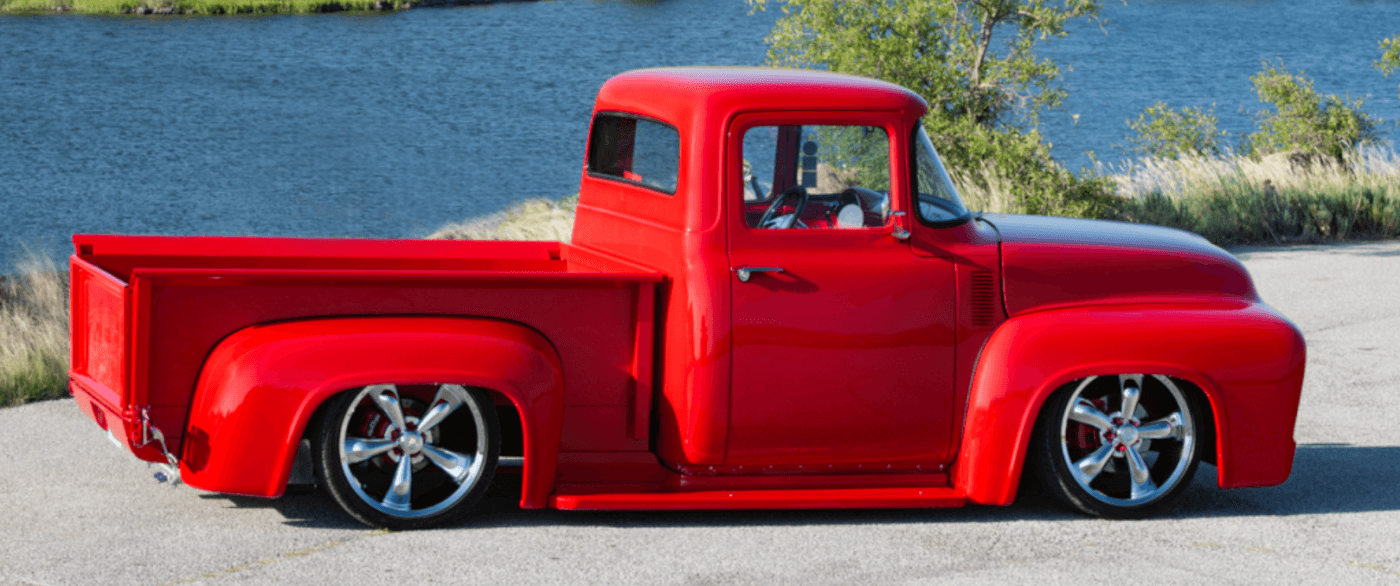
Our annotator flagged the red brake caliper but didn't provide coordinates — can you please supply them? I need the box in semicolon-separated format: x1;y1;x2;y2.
1068;398;1109;451
355;404;424;468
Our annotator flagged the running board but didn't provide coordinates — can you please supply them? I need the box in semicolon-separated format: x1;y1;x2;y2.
550;487;965;511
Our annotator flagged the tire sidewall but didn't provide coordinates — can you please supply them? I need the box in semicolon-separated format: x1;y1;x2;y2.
312;385;500;530
1030;377;1203;519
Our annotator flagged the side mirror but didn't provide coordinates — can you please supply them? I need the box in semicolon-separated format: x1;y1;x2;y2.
890;211;911;241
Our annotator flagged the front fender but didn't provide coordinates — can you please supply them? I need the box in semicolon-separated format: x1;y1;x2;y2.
180;316;564;509
954;301;1306;505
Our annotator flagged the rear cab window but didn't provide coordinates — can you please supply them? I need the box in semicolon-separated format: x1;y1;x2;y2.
587;113;681;194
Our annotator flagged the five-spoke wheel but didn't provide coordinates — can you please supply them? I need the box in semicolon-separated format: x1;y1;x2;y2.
314;383;499;529
1031;374;1202;518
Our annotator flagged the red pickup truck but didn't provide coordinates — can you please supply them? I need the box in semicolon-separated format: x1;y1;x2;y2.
68;68;1306;529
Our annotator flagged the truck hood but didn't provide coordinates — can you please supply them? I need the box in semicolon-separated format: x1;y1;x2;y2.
983;214;1258;316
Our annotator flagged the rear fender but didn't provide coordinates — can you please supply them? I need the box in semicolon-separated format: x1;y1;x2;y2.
180;316;564;509
954;301;1306;505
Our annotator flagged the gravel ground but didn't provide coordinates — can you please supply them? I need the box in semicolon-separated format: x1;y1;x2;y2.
2;241;1397;586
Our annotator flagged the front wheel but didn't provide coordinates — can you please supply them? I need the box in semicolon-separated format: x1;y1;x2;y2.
1030;374;1202;518
314;383;499;530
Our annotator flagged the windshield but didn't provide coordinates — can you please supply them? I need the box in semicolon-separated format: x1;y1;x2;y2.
913;126;970;223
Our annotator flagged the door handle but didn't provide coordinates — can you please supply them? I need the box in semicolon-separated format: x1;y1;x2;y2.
734;266;784;283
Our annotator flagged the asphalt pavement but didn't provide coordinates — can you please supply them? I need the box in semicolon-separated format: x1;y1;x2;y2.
2;240;1398;585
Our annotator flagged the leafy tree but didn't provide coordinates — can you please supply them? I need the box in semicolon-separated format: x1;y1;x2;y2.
748;0;1118;218
1378;35;1399;97
1125;102;1227;159
1245;60;1382;162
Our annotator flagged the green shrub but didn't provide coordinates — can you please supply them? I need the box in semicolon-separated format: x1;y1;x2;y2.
1379;35;1400;98
1125;102;1228;159
1245;60;1383;162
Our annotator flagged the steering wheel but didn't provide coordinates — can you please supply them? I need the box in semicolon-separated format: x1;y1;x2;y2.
756;185;809;229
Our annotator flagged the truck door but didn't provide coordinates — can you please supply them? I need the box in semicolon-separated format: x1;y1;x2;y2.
725;113;958;468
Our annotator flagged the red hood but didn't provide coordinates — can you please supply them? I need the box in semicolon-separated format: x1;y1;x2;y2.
982;215;1258;316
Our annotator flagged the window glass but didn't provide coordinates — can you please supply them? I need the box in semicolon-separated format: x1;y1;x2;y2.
913;126;970;223
588;114;680;193
741;125;890;229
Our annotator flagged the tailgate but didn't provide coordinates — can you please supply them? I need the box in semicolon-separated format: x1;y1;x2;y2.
68;256;164;461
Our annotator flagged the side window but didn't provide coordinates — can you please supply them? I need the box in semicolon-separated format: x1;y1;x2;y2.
742;125;890;229
588;114;680;194
913;126;970;223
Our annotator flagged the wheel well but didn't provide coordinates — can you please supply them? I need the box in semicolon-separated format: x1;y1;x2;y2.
1027;374;1219;467
1170;377;1217;466
486;390;525;462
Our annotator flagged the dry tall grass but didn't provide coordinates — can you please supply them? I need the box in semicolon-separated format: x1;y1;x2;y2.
951;163;1029;215
428;195;578;243
1105;148;1400;244
0;254;69;407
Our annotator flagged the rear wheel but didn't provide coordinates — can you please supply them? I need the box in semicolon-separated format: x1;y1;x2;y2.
314;383;498;530
1030;374;1202;518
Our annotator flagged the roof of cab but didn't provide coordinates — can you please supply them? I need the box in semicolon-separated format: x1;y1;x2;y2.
593;67;928;126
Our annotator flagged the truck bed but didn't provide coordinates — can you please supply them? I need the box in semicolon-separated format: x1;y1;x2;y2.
68;235;663;465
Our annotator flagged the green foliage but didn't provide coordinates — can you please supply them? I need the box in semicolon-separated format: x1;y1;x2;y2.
750;0;1100;128
1245;60;1382;162
950;122;1118;216
749;0;1117;218
811;125;892;191
1379;35;1400;97
1118;178;1400;246
1110;147;1400;245
1125;102;1227;159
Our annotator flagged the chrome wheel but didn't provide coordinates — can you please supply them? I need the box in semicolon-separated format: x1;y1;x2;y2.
1032;374;1202;518
315;383;498;529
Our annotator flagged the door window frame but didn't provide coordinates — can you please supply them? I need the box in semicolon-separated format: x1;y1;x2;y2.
727;111;909;242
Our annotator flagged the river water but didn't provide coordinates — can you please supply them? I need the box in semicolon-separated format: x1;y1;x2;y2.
3;0;1399;271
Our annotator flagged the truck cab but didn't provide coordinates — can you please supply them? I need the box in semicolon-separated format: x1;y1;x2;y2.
573;69;1001;476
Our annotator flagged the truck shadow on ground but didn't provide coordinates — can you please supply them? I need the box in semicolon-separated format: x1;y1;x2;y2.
216;443;1398;529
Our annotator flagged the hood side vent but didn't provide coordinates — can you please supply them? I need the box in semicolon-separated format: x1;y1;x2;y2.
971;271;995;327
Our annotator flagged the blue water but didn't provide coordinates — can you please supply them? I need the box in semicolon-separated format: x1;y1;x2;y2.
1043;0;1400;171
3;0;1400;271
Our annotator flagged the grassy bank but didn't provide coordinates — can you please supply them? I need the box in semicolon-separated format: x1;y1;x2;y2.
1106;148;1400;245
0;254;68;407
0;0;501;15
428;195;578;243
957;148;1400;245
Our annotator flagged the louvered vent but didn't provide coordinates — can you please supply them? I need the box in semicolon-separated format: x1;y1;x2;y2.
971;271;996;327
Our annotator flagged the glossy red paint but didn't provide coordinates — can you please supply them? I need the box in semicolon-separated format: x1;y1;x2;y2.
181;317;565;505
66;68;1306;521
955;301;1306;505
572;69;928;468
551;486;965;511
67;235;661;508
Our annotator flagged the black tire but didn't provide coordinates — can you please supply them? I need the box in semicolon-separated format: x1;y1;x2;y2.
1030;374;1203;519
313;383;498;530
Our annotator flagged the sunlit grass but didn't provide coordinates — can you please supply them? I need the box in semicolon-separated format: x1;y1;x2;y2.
0;253;69;408
428;195;578;243
1103;147;1400;245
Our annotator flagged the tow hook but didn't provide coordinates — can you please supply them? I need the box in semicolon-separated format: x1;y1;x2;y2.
138;407;182;486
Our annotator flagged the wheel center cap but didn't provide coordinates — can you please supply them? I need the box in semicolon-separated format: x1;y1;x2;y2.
399;431;424;454
1117;425;1139;446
